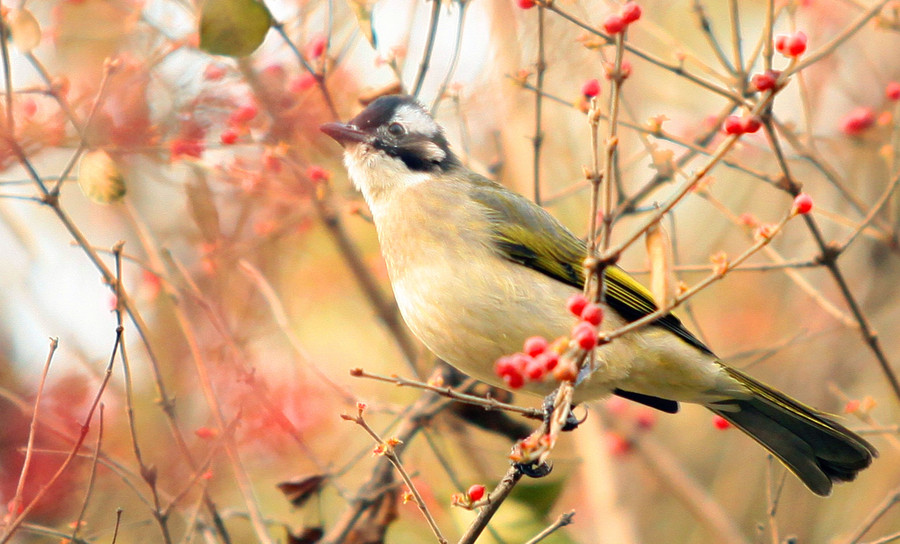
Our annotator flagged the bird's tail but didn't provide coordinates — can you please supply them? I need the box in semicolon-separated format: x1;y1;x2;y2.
708;365;877;496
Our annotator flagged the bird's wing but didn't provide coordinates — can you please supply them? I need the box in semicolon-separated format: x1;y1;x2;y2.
470;180;712;356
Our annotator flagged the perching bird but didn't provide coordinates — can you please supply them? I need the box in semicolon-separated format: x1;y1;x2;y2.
321;94;876;496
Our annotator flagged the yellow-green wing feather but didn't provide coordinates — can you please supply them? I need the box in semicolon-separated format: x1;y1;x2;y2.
469;178;712;355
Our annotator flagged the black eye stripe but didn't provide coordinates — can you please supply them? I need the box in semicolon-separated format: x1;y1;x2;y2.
373;138;456;173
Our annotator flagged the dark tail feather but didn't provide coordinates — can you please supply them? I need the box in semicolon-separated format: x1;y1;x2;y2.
709;366;877;496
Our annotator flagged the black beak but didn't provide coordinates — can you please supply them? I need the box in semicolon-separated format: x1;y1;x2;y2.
320;122;368;146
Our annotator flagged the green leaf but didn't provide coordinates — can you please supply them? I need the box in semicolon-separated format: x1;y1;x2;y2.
77;150;126;204
199;0;273;57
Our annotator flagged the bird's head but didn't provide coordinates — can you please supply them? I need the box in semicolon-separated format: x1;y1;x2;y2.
320;95;459;203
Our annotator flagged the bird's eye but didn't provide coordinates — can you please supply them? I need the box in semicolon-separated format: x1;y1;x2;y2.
387;122;405;136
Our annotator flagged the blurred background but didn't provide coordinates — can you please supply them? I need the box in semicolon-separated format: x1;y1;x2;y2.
0;0;899;542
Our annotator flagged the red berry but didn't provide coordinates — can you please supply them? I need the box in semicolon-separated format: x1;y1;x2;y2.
840;106;876;136
712;415;730;430
581;78;601;98
306;165;331;183
567;293;588;316
516;0;536;8
503;369;525;389
620;2;642;24
775;31;807;57
751;70;779;92
742;116;761;134
204;64;226;81
169;138;204;161
495;356;516;377
523;335;548;357
195;427;217;439
580;303;604;326
603;14;626;35
220;128;238;145
792;193;813;215
887;81;900;101
572;322;598;350
22;98;37;118
525;358;547;381
774;34;787;52
467;484;486;502
722;115;743;135
290;73;317;93
306;35;327;59
535;351;559;371
607;432;632;456
635;409;656;430
229;104;258;126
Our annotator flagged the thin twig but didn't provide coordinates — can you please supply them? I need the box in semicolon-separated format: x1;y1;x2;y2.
321;389;452;544
412;0;442;99
1;321;122;544
6;337;58;527
238;259;358;404
457;466;524;544
431;0;470;113
350;368;542;419
693;1;736;75
845;487;900;544
342;404;447;544
761;120;900;402
532;6;546;205
522;511;576;544
70;406;104;542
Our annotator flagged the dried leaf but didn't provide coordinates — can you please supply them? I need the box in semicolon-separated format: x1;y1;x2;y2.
9;9;42;52
77;150;126;204
277;475;327;508
645;221;674;308
199;0;273;57
185;168;221;244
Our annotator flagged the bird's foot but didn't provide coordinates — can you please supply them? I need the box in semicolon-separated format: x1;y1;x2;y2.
514;460;553;478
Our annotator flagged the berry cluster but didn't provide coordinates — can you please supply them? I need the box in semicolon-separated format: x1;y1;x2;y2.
221;103;259;145
840;106;876;136
603;2;642;35
750;70;781;92
567;293;603;350
494;336;560;389
775;31;807;58
493;294;605;389
722;115;762;135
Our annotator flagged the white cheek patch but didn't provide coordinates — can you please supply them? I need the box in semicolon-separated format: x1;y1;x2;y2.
394;104;440;138
418;140;446;163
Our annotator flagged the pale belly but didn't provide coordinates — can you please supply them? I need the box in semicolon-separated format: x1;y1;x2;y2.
390;256;735;404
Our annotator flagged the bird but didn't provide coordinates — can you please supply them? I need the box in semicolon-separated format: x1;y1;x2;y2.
320;94;876;496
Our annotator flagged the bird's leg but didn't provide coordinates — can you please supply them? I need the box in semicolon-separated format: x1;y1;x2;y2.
512;393;587;478
542;392;585;432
